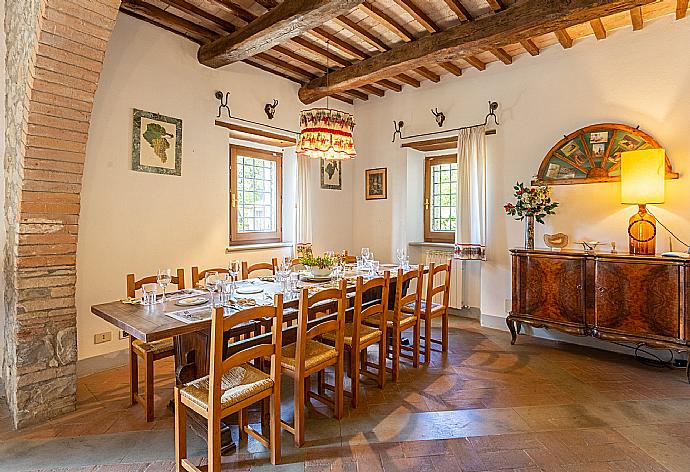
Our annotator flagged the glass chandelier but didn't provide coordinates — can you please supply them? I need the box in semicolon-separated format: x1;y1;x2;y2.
296;40;356;161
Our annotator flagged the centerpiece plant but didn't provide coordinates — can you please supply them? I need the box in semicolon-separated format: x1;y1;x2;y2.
504;181;559;249
299;253;337;277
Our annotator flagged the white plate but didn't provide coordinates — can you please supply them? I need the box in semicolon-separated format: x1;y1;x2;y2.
175;296;209;307
236;287;264;295
302;276;331;283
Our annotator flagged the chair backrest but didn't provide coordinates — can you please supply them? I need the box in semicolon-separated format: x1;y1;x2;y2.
126;269;185;298
295;281;347;370
191;267;230;288
241;258;278;279
353;272;390;340
342;250;356;264
208;296;284;412
394;266;424;322
424;260;452;313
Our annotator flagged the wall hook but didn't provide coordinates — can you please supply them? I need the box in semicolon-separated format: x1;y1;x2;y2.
431;108;446;127
484;101;499;126
392;120;404;142
215;91;231;118
264;99;278;120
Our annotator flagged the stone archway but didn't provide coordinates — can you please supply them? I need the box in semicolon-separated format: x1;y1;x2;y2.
4;0;120;428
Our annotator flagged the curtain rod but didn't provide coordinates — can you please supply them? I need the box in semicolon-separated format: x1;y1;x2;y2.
393;101;499;142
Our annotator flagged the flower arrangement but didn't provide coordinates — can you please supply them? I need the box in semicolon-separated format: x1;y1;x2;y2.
504;181;559;224
299;253;336;270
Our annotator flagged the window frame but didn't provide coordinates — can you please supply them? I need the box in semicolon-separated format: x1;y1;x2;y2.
424;154;457;243
229;144;283;245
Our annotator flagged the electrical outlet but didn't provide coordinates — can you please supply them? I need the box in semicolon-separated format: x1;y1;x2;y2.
119;331;129;340
94;332;112;344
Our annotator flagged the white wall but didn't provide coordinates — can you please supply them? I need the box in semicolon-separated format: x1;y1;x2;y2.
77;14;354;360
352;14;690;324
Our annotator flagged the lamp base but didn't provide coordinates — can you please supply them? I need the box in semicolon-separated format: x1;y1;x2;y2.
628;204;657;255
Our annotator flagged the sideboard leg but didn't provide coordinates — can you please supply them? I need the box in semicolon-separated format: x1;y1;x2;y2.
506;317;518;345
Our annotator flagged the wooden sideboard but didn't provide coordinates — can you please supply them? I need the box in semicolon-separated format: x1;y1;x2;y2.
508;248;689;380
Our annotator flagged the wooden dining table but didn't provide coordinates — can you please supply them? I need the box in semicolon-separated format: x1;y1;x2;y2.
91;266;418;453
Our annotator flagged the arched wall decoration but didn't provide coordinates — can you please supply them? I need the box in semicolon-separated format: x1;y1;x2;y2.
534;123;679;185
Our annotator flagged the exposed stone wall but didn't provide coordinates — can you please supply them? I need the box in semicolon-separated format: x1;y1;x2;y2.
4;0;120;428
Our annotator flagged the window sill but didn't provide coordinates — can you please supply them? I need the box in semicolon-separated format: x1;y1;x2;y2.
408;241;455;249
225;242;293;253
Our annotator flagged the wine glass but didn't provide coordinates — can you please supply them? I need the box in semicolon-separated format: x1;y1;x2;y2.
361;247;370;262
157;268;172;302
396;249;406;267
205;271;220;308
228;260;241;282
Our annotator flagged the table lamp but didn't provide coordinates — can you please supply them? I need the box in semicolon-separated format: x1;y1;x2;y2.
620;148;665;255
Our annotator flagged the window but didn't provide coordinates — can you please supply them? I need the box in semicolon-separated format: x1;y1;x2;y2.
424;155;458;243
230;145;282;244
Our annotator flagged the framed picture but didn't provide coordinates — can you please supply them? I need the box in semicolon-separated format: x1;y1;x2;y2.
589;131;609;144
132;109;182;176
365;168;387;200
320;159;342;190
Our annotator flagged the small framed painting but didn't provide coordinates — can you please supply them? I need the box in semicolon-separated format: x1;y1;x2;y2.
365;168;387;200
320;159;342;190
132;109;182;176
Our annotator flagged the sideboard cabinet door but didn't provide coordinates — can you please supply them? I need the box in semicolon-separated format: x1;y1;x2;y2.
594;259;681;342
520;255;586;327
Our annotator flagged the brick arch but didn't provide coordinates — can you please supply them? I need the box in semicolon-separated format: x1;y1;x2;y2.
4;0;120;428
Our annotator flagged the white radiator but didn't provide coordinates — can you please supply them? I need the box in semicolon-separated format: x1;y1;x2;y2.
424;250;463;309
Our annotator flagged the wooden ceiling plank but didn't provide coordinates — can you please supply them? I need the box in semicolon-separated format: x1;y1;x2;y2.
343;89;369;100
298;0;654;103
442;0;471;22
309;27;370;60
243;59;305;84
121;0;217;42
358;1;415;42
590;18;607;39
396;74;421;87
198;0;364;68
255;0;279;9
491;47;512;64
677;0;689;19
361;84;385;96
255;52;318;79
415;66;440;82
273;45;327;72
555;29;573;49
290;36;352;68
485;0;505;12
393;0;439;33
377;79;402;92
465;56;486;71
440;61;463;76
160;0;236;32
332;15;389;52
120;8;205;44
210;0;258;23
520;38;539;55
630;6;644;30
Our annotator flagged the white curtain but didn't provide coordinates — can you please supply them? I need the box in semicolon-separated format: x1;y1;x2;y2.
455;125;487;260
296;156;312;245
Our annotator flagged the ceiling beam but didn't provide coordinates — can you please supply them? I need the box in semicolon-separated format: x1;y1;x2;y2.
465;56;486;71
361;84;385;96
290;36;351;67
343;89;369;101
332;15;388;51
630;7;644;30
590;18;607;39
415;66;440;82
255;0;279;9
377;79;402;92
273;45;327;72
678;0;689;19
395;74;421;87
442;0;471;22
491;47;512;64
198;0;364;68
161;0;236;32
255;52;318;80
244;59;304;84
485;0;505;12
120;8;204;44
298;0;654;103
331;94;355;105
440;61;463;76
359;2;415;41
554;29;573;48
393;0;439;32
308;27;369;60
121;0;217;43
520;39;539;55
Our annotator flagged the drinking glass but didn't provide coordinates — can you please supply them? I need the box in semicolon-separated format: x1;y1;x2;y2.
356;256;363;271
361;247;370;262
276;261;291;293
205;271;220;308
142;284;158;306
396;249;406;267
371;260;380;276
228;260;241;282
157;268;172;302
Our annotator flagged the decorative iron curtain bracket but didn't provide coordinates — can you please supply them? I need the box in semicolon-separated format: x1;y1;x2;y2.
393;101;499;142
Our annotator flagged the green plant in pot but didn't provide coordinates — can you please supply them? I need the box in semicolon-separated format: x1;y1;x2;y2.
299;253;336;277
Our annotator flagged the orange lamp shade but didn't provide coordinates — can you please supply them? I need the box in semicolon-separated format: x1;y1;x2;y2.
620;149;665;204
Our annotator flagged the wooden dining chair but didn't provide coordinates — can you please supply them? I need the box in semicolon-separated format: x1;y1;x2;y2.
126;269;185;422
366;266;424;382
280;280;347;446
241;258;278;279
191;266;229;288
342;250;356;264
175;298;284;471
403;261;452;364
324;272;389;408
